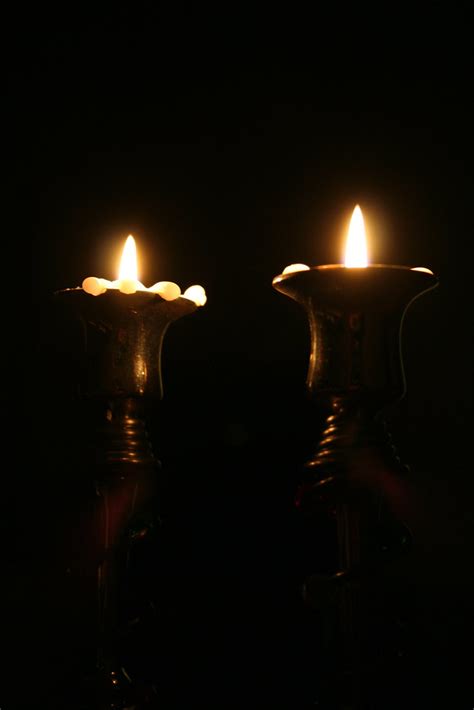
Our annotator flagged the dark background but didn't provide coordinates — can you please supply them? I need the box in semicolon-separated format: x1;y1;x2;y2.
4;12;473;709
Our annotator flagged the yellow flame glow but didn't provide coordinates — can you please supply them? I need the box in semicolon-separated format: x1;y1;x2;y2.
118;235;139;280
344;205;368;268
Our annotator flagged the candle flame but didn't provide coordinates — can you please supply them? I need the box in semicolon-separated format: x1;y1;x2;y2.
344;205;368;268
81;233;206;305
118;235;139;281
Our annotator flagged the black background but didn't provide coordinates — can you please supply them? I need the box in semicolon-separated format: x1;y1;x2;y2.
4;12;474;709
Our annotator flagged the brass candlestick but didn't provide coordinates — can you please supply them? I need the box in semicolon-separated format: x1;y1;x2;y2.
273;264;438;709
55;288;196;709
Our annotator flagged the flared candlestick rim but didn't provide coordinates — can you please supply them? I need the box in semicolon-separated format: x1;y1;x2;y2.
272;264;438;312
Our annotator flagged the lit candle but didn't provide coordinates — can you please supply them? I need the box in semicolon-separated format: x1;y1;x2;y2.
81;234;207;306
276;204;434;276
272;205;439;404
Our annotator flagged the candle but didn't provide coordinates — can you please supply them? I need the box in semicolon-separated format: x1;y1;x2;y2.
82;234;207;306
272;204;439;403
277;205;434;276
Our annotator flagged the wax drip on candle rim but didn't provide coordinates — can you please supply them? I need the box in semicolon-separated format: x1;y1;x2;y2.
411;266;434;275
182;284;207;306
81;235;207;306
282;263;310;275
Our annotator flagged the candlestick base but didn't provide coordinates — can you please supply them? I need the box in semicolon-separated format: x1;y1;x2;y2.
75;664;155;710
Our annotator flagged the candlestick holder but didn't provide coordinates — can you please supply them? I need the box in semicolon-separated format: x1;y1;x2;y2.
273;265;438;709
55;288;196;709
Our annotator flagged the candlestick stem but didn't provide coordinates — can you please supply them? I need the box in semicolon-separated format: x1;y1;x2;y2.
74;397;160;708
